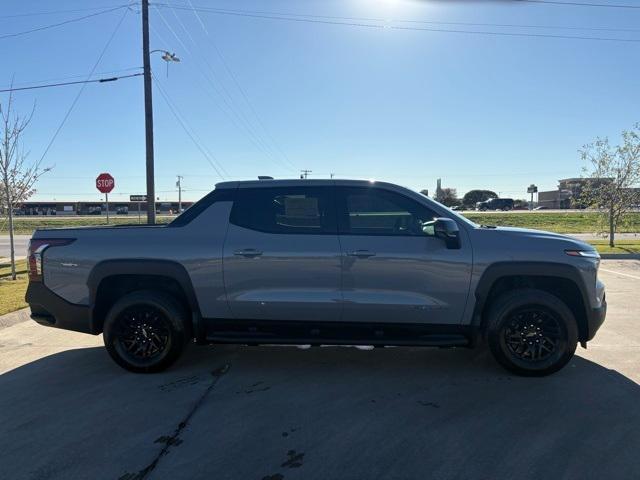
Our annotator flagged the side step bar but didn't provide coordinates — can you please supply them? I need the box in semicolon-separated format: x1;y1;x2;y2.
202;320;476;348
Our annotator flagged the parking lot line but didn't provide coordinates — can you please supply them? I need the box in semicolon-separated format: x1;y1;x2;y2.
600;268;640;281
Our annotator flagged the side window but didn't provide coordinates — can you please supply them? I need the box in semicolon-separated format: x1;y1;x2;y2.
230;187;336;234
168;188;234;227
338;187;438;236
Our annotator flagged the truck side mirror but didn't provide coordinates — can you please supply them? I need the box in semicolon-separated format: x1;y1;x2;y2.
434;218;461;249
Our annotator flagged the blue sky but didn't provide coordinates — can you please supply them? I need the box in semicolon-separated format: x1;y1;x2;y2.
3;0;640;202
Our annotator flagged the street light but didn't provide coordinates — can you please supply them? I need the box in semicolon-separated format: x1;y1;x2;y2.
151;50;181;77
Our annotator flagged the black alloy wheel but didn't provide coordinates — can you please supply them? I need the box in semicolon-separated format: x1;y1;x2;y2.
103;290;190;373
487;289;578;376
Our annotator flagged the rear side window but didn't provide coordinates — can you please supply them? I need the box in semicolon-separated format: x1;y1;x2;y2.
337;187;438;236
230;187;337;234
169;188;235;227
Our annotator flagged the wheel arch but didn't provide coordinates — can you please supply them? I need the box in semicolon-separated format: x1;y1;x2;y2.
87;259;202;338
473;262;590;342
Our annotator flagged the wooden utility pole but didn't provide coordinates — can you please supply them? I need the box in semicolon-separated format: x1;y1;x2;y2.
142;0;156;224
177;175;183;213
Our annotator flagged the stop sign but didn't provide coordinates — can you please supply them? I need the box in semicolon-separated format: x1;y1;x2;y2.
96;173;115;194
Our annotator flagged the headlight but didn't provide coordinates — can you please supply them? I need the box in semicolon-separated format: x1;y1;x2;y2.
565;249;600;259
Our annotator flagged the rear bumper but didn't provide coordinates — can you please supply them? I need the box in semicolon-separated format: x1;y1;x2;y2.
586;296;607;342
25;282;95;335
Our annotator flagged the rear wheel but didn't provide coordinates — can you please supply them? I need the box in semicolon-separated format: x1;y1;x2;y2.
103;290;190;373
486;289;577;376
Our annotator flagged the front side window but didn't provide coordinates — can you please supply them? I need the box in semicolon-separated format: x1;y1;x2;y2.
230;187;336;234
338;187;438;236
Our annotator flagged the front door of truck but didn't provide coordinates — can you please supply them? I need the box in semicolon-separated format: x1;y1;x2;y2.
336;186;472;325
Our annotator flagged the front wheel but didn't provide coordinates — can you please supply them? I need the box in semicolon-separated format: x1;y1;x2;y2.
486;289;577;376
103;291;190;373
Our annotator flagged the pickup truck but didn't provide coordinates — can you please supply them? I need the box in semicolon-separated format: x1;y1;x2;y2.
25;179;607;376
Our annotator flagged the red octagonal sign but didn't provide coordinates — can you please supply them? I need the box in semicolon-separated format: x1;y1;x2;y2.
96;173;115;194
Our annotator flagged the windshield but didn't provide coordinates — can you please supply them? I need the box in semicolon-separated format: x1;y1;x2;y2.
418;190;479;228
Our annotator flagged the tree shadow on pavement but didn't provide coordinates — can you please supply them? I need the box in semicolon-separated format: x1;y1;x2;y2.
0;344;639;480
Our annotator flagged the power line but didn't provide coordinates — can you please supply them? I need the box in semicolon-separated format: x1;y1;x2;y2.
160;4;640;43
160;3;640;33
516;0;640;9
0;5;128;41
0;5;127;19
38;8;130;167
151;72;228;179
153;5;287;170
0;73;143;93
152;6;295;173
0;67;143;90
164;2;297;171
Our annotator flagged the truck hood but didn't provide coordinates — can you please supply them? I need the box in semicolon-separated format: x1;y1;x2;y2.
484;226;594;250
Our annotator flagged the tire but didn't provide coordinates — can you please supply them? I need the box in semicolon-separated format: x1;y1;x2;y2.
486;288;578;377
103;290;190;373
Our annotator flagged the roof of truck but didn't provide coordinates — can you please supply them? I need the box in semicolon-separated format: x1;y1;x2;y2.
214;178;401;189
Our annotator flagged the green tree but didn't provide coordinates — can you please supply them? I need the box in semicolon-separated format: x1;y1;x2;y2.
580;123;640;247
462;190;497;208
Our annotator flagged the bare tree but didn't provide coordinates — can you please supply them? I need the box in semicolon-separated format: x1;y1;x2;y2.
0;90;50;280
580;123;640;247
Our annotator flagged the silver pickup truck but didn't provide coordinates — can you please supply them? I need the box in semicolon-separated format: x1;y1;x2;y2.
25;179;606;376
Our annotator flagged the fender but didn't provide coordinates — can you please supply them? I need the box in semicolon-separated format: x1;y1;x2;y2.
87;259;202;338
472;261;590;338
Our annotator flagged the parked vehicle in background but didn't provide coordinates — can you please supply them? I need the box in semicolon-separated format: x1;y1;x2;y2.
534;206;548;210
25;179;606;376
476;198;515;211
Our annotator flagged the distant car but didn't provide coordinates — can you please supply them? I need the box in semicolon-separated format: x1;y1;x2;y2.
450;205;463;211
476;198;514;211
116;207;128;215
534;206;547;210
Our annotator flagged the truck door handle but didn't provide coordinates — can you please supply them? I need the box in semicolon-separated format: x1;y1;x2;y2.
347;249;376;258
233;248;263;258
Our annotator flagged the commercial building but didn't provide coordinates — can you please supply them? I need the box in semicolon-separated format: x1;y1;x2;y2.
10;200;194;216
537;178;612;209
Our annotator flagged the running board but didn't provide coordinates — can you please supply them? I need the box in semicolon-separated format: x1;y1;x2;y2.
202;319;475;348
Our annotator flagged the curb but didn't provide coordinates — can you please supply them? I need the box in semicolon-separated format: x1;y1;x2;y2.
0;308;30;331
599;254;640;260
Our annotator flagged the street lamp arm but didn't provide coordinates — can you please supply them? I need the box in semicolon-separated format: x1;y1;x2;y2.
150;50;180;62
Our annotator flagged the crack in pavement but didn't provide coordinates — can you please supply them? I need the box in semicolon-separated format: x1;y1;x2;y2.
118;364;231;480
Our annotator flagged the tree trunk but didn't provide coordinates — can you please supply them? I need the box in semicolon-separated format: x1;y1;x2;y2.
609;204;615;248
7;195;16;280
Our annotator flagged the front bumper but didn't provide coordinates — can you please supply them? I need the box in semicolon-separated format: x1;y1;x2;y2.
586;295;607;342
25;282;94;335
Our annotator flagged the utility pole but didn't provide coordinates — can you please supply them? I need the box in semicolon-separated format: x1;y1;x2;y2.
300;169;312;179
142;0;156;224
176;175;183;213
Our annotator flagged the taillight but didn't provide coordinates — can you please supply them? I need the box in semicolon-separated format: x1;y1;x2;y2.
27;238;75;282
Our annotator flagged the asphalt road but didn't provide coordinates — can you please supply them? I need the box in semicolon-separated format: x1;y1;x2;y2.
0;261;639;479
0;235;30;259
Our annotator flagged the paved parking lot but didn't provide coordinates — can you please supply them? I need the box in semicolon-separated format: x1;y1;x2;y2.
1;260;639;480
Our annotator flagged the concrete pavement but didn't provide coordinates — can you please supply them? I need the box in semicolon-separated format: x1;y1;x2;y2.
0;260;639;479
